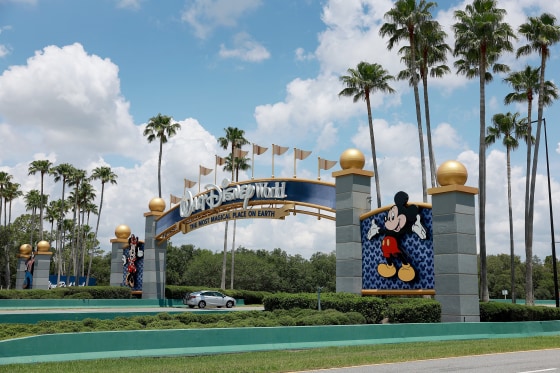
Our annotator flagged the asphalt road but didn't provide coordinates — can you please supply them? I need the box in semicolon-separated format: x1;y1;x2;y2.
300;349;560;373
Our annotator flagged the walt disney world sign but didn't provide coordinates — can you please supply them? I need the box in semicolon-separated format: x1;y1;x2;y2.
154;178;336;241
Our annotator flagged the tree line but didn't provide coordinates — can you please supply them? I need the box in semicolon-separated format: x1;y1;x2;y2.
0;162;117;289
338;0;560;305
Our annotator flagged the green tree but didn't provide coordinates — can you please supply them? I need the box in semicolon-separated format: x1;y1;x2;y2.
380;0;435;201
28;159;53;241
217;126;250;290
398;19;451;187
516;12;560;306
143;113;181;198
24;189;47;247
50;163;77;285
87;166;118;284
338;62;395;208
453;0;516;302
3;182;22;226
486;112;530;303
0;172;13;228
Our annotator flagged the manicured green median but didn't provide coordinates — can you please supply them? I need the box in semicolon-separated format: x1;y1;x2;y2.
1;335;559;373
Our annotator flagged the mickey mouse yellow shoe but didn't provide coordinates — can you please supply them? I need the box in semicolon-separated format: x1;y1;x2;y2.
398;264;416;282
377;263;397;278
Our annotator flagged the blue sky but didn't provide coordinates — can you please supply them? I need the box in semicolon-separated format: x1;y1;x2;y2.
1;0;560;262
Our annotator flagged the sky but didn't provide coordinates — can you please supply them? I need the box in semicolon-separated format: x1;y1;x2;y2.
1;0;560;262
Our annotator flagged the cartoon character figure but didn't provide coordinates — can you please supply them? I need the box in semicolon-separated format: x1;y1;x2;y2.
367;191;426;282
124;234;138;288
23;253;35;289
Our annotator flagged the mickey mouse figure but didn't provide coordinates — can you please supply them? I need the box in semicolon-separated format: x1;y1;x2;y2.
367;191;426;282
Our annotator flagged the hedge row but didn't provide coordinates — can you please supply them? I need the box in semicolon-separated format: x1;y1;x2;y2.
480;302;560;322
262;293;441;324
0;286;132;299
0;309;367;341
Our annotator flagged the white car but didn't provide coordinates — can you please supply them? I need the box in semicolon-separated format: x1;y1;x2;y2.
183;290;236;309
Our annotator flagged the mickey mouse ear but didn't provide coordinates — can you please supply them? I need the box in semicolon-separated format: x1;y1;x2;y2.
394;191;409;206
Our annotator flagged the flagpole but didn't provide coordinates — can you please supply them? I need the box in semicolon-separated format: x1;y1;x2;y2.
198;167;201;193
214;156;218;185
294;148;297;178
272;144;275;178
252;144;255;179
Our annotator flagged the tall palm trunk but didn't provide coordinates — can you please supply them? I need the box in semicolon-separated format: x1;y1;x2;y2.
157;139;163;198
365;92;382;208
221;221;228;289
422;73;437;187
526;54;547;307
56;182;66;286
506;147;516;303
478;52;489;302
87;183;105;285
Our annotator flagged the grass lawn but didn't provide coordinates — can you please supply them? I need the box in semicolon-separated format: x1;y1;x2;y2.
1;335;559;373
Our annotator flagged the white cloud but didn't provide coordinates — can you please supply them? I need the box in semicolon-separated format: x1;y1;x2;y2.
181;0;262;39
115;0;143;10
219;32;270;62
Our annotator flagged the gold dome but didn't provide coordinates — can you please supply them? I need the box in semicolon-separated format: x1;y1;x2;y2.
149;197;166;212
437;160;468;186
115;224;131;239
37;240;50;252
340;148;365;170
19;244;32;255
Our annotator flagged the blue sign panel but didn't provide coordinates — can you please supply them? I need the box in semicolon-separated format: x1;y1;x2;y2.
155;178;335;237
361;192;434;291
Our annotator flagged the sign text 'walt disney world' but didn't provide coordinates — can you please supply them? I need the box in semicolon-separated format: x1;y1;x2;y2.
179;179;288;218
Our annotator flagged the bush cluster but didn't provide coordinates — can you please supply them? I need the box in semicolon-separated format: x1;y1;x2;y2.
0;309;366;341
0;286;132;299
262;293;439;324
480;302;560;322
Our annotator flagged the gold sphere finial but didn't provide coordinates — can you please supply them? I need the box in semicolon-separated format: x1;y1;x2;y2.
19;244;32;256
115;224;131;239
340;148;365;170
149;197;166;212
37;240;50;252
437;160;468;186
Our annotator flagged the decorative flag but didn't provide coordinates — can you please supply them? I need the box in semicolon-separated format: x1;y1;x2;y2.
199;165;213;176
184;179;197;188
318;157;337;170
170;194;181;204
295;148;312;160
272;144;289;155
216;155;226;166
253;143;268;155
233;148;249;158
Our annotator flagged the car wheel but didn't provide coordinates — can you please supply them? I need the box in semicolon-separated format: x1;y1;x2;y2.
188;305;195;308
226;300;234;308
198;300;206;309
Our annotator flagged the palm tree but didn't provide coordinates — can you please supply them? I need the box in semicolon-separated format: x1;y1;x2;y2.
143;113;181;198
87;166;118;284
399;20;451;187
338;62;395;208
0;171;13;228
485;112;531;304
0;172;14;288
380;0;436;202
50;163;76;285
28;160;53;241
223;153;250;290
4;182;22;226
67;168;87;280
24;189;45;247
453;0;516;302
517;13;560;306
217;127;250;290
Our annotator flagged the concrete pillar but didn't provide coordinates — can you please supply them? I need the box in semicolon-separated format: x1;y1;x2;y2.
109;226;129;288
333;149;373;294
428;161;480;322
142;198;167;299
